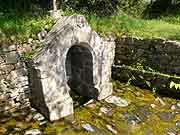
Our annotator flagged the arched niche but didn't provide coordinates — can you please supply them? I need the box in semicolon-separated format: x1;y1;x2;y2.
28;15;115;121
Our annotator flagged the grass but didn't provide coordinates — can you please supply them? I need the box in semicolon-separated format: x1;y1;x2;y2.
86;12;180;40
0;14;54;43
0;11;180;44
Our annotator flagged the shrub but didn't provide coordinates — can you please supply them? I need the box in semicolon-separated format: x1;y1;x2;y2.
118;0;146;17
61;0;119;16
62;0;146;17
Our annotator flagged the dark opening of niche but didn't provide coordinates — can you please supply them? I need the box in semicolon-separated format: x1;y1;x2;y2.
65;45;98;107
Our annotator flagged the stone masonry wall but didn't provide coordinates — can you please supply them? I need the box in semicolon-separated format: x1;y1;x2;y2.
113;36;180;98
114;36;180;76
0;43;35;111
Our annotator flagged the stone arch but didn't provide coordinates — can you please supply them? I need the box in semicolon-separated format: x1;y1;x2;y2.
65;44;98;99
28;15;115;121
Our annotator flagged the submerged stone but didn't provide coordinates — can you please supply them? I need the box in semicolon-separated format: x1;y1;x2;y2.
176;121;180;129
158;112;175;122
135;106;151;122
105;96;129;107
106;124;118;134
166;128;178;135
171;103;180;112
24;129;42;135
82;123;95;132
154;97;166;107
100;107;112;115
123;113;141;125
128;115;141;125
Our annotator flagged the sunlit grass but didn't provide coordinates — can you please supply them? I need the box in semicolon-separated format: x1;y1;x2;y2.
0;15;54;43
87;12;180;40
0;11;180;44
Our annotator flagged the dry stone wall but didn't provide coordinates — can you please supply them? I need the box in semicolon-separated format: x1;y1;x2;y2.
114;36;180;76
113;36;180;98
0;44;31;111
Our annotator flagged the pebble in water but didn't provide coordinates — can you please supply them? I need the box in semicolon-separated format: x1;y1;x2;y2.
158;112;175;122
82;123;95;132
100;107;112;115
124;113;141;126
154;97;166;107
166;128;178;135
24;129;42;135
106;125;118;134
176;121;180;128
105;96;129;107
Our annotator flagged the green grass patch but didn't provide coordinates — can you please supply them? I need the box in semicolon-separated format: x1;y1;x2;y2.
0;15;54;43
86;12;180;40
1;11;180;44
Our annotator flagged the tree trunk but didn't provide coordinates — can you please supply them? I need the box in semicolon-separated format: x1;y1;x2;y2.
53;0;57;11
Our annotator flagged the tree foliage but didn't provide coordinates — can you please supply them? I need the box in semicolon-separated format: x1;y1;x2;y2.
61;0;148;17
144;0;180;18
0;0;179;17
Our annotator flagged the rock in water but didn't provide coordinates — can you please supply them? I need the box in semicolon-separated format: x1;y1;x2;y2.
106;125;118;134
100;107;112;114
105;96;129;107
24;129;42;135
158;112;175;122
176;121;180;128
166;128;178;135
82;123;95;132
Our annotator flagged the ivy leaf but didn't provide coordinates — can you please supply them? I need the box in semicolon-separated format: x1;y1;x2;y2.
170;81;175;88
175;84;179;89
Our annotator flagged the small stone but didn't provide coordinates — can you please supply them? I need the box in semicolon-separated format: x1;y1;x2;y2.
0;64;14;73
83;99;94;106
176;121;180;128
33;113;45;121
171;103;180;111
150;104;156;108
127;115;141;125
28;38;33;44
100;107;112;114
166;128;178;135
23;44;32;52
37;30;47;42
39;121;47;126
135;91;144;97
8;45;17;51
82;123;95;132
158;112;175;122
171;105;176;110
24;129;42;135
31;108;37;113
5;51;20;64
106;125;117;134
0;56;4;64
105;96;129;107
64;115;75;125
154;97;166;106
25;114;33;122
